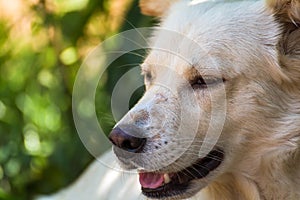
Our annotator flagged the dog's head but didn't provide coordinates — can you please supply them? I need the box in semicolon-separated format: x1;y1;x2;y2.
109;0;300;199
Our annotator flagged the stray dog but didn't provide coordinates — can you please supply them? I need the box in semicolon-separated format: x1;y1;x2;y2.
108;0;300;199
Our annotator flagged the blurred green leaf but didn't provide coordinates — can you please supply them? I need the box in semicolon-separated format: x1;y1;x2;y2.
0;0;153;199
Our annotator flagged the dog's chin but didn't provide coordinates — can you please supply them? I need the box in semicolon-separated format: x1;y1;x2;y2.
138;149;224;199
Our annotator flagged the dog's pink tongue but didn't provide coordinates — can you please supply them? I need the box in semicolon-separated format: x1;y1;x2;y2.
139;172;164;189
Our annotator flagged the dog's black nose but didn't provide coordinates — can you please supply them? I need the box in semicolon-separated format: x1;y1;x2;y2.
109;126;146;153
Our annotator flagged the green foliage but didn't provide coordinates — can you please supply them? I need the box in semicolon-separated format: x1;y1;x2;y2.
0;0;154;199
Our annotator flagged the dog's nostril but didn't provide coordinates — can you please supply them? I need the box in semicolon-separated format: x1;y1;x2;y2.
108;126;146;153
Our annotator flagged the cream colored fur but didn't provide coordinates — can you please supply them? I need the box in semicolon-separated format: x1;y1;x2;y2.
38;0;300;199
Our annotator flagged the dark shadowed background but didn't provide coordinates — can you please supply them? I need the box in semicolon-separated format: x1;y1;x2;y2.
0;0;154;199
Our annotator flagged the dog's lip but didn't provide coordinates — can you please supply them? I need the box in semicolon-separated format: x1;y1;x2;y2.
140;149;224;199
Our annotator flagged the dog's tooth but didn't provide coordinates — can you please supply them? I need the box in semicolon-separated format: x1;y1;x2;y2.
164;173;171;184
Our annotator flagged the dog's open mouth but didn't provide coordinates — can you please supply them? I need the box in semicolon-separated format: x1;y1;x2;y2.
139;149;224;199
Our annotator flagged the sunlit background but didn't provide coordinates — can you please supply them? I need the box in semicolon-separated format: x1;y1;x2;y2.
0;0;154;199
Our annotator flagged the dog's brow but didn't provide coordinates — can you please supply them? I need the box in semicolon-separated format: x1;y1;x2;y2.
184;66;201;80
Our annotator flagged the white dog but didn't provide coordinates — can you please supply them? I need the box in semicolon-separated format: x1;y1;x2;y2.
40;0;300;199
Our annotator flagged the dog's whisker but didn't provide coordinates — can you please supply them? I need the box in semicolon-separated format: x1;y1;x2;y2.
166;144;224;152
171;162;210;184
171;138;225;144
107;50;147;60
116;62;144;69
160;148;224;162
171;162;197;177
121;17;149;45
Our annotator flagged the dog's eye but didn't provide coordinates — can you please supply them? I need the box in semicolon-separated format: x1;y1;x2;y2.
144;72;152;81
190;76;225;90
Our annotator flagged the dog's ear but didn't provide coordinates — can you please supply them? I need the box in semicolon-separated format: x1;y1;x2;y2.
139;0;178;17
266;0;300;23
266;0;300;82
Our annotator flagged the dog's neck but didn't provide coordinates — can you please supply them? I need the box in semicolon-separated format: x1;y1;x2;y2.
251;149;300;200
196;139;300;200
237;91;300;200
197;164;300;200
194;173;263;200
195;106;300;200
249;132;299;200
